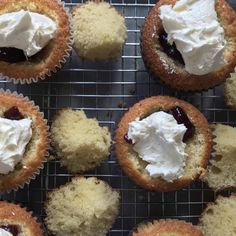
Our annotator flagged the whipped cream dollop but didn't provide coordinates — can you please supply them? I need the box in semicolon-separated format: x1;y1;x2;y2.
160;0;226;75
0;117;32;175
127;111;187;182
0;229;13;236
0;10;57;57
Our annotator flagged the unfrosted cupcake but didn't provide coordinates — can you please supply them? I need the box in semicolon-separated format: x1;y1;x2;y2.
0;0;72;84
129;219;204;236
0;201;43;236
141;0;236;91
0;90;49;192
72;1;127;60
198;194;236;236
115;96;212;192
224;68;236;108
202;124;236;191
51;108;111;173
45;176;120;236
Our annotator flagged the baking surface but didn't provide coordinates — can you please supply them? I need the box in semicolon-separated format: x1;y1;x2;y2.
0;0;236;235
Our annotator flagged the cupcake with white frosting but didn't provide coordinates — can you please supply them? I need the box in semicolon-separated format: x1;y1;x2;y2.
115;96;212;192
141;0;236;91
0;0;72;84
0;90;49;192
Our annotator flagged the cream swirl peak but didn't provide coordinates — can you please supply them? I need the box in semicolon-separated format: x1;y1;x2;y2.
160;0;226;75
0;10;57;57
0;117;32;175
127;111;187;182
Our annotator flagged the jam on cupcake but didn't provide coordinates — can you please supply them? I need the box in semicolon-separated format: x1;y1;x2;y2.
115;96;212;192
141;0;236;91
0;0;72;83
0;90;49;192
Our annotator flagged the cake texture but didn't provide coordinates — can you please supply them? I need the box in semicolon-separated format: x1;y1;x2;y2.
0;90;49;192
51;108;111;173
115;96;212;192
141;0;236;91
198;194;236;236
45;176;120;236
0;0;72;84
202;124;236;191
0;201;43;236
72;1;127;60
129;219;204;236
224;68;236;108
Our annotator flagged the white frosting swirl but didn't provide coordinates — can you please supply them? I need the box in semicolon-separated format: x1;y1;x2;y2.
0;228;13;236
160;0;226;75
0;10;57;57
0;117;32;175
127;111;187;182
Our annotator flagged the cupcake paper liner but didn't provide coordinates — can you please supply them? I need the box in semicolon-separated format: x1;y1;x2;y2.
0;0;73;84
200;124;236;192
224;67;236;108
0;89;50;193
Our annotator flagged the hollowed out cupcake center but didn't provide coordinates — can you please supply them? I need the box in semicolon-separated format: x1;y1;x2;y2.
0;44;53;64
4;106;24;120
0;48;27;63
0;225;20;236
169;106;195;142
124;106;195;143
158;30;185;66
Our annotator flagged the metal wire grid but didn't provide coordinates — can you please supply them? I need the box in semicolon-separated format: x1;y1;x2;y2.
0;0;236;235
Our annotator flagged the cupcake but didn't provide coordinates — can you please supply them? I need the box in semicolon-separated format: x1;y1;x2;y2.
115;96;212;192
224;68;236;108
45;176;120;236
72;1;127;60
202;124;236;191
0;90;49;192
0;0;72;84
141;0;236;91
51;108;111;173
129;219;203;236
198;194;236;236
0;201;43;236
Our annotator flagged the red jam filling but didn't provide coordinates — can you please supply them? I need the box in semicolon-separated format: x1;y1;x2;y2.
0;48;27;63
169;106;195;142
158;31;185;65
4;106;24;120
124;134;133;144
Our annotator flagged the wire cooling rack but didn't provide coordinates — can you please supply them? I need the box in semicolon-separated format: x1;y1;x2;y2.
0;0;236;235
